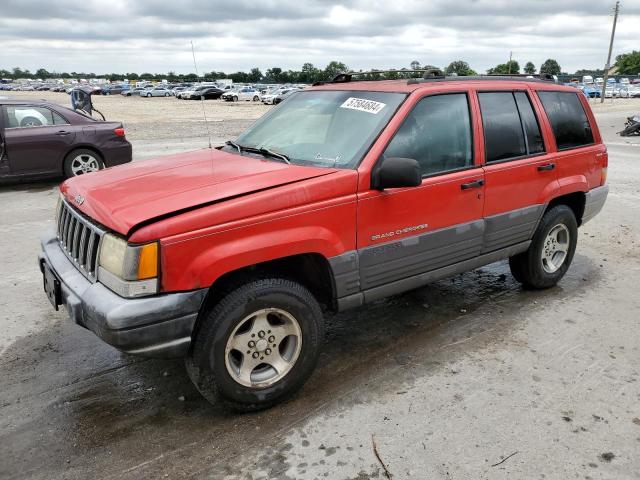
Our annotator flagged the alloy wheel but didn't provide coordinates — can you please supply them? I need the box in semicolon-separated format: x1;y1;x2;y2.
70;153;100;176
542;223;570;273
224;308;302;388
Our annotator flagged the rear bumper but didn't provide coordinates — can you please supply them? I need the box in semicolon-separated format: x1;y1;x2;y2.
103;141;132;168
582;185;609;224
39;228;207;358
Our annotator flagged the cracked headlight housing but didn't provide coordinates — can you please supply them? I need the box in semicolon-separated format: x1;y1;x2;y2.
98;233;159;298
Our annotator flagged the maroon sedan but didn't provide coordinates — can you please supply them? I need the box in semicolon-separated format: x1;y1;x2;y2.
0;99;132;181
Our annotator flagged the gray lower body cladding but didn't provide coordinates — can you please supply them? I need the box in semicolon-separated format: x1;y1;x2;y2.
330;197;600;311
39;227;207;358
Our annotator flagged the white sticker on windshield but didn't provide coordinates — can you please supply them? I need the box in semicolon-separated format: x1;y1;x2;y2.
339;97;386;114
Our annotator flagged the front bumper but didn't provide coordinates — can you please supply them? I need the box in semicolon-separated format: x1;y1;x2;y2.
39;228;207;358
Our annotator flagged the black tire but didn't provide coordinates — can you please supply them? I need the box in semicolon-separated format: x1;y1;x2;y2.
509;205;578;289
253;95;260;101
232;95;238;102
186;278;324;412
63;148;104;178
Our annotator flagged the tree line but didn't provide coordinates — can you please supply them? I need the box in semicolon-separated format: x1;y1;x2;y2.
3;51;639;82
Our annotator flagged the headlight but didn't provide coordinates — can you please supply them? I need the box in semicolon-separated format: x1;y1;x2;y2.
98;233;159;298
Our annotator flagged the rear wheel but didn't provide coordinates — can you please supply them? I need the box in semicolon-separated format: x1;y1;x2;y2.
63;149;104;178
509;205;578;289
253;95;260;101
186;278;324;411
20;116;42;127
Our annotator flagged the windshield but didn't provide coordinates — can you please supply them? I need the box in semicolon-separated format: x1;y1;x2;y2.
233;90;405;168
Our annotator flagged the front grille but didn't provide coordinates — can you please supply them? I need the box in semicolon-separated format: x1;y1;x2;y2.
57;200;106;281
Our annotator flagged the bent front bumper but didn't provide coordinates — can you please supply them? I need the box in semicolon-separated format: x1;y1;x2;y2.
39;228;207;358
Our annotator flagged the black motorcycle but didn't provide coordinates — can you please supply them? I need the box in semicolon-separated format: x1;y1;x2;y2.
618;115;640;136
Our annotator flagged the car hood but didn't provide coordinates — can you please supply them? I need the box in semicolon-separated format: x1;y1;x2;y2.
61;148;337;236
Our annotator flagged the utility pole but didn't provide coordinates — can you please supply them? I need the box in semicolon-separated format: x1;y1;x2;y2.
508;51;513;74
601;1;620;103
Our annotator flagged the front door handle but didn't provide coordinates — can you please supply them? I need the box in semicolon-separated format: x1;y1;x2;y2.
460;179;484;190
55;130;71;136
537;163;555;171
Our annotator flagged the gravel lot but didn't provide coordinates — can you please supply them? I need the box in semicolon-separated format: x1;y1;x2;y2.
1;91;639;480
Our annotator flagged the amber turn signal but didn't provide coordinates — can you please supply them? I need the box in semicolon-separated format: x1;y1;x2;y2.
137;242;158;280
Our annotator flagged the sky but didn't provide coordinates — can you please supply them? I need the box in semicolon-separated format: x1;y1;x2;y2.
1;0;639;75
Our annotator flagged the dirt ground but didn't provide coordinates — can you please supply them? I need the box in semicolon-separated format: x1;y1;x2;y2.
1;91;639;480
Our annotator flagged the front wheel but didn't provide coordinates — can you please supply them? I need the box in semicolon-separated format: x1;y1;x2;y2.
253;95;260;101
232;95;238;102
186;278;324;411
509;205;578;289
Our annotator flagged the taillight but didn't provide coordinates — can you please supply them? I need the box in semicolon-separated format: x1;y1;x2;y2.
114;127;125;137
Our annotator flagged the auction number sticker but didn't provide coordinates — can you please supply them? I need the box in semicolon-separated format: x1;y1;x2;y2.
340;97;386;114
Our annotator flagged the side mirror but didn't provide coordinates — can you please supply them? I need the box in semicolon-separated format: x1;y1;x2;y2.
372;157;422;190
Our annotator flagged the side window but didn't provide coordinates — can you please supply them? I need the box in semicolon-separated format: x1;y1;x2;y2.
514;92;545;154
5;106;56;128
52;110;69;125
383;93;473;176
538;91;594;150
478;92;526;162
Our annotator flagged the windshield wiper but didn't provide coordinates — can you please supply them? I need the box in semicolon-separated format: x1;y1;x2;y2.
258;147;290;164
225;140;242;154
225;140;291;164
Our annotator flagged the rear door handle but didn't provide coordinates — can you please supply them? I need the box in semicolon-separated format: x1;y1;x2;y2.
537;163;555;171
460;179;484;190
55;130;71;136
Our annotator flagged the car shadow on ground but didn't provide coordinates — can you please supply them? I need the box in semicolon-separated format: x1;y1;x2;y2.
0;256;600;479
0;178;62;192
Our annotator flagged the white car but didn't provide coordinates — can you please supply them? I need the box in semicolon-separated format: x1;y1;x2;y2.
222;87;262;102
627;85;640;98
261;89;292;105
143;86;172;97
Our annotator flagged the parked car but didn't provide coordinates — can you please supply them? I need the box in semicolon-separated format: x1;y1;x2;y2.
273;89;297;104
261;88;291;104
579;84;601;98
143;86;172;97
122;87;147;97
183;87;224;100
101;85;130;95
627;85;640;97
180;85;220;99
38;76;608;411
0;99;131;181
222;87;262;102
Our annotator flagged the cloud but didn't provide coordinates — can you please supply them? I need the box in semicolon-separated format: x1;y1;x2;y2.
1;0;638;74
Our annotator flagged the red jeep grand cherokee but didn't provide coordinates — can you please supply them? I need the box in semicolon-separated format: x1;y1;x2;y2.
39;73;608;410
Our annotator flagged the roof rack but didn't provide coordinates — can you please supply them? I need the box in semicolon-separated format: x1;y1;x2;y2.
312;69;445;86
313;70;557;86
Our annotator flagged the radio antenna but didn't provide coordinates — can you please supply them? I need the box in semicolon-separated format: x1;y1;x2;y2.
191;40;212;149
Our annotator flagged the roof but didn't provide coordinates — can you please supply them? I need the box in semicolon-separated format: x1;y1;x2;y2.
0;98;56;105
311;78;576;94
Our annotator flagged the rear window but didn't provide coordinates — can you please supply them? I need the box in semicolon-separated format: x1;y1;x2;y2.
538;91;594;150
